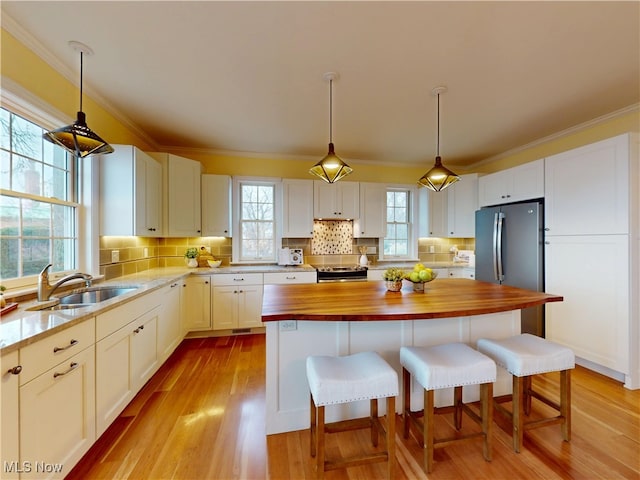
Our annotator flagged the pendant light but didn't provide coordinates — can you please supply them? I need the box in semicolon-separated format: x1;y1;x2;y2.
418;86;459;192
309;72;353;183
43;41;114;158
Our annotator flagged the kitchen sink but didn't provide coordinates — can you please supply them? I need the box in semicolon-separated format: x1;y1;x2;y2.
56;286;140;305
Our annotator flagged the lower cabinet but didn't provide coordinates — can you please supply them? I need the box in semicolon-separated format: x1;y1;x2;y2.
1;351;21;479
182;275;212;331
157;281;183;363
20;345;95;480
448;267;475;279
212;273;263;330
96;304;160;436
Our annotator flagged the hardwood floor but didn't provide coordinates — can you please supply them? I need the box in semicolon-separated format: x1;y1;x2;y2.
67;335;640;479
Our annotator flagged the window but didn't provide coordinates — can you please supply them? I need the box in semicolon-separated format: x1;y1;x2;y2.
383;188;411;258
233;179;278;262
0;107;78;284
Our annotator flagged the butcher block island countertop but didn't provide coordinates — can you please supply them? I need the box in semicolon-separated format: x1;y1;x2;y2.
263;278;563;435
261;278;563;322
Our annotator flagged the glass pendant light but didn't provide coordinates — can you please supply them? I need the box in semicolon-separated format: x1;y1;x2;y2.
309;72;352;183
43;41;114;158
418;86;460;192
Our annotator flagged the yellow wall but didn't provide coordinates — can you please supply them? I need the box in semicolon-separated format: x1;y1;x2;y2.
3;27;638;179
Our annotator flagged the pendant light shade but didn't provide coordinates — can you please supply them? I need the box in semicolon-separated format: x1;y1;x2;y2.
43;41;114;158
418;86;459;192
309;72;352;183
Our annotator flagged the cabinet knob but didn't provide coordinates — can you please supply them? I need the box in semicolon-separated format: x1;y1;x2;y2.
545;241;550;245
205;281;209;284
544;227;550;231
7;365;22;375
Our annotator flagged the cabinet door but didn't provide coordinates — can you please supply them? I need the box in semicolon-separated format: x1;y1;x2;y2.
212;285;237;330
183;275;212;331
510;159;544;203
283;179;314;237
313;181;359;219
166;154;202;236
354;182;386;238
545;135;629;235
1;351;20;479
428;190;448;237
237;284;264;328
157;281;183;363
20;346;96;479
447;174;478;238
143;155;163;236
338;182;360;219
96;324;134;436
478;169;511;207
545;235;629;373
130;306;159;391
202;174;232;236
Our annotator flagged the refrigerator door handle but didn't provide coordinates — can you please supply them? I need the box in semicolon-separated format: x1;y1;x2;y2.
496;212;505;281
492;212;499;281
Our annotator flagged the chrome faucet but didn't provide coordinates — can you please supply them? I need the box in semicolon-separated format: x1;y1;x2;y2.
37;263;93;302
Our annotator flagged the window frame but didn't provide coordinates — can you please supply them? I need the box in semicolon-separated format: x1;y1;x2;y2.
231;176;282;264
379;184;419;261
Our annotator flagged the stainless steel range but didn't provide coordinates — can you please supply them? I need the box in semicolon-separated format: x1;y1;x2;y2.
315;265;368;283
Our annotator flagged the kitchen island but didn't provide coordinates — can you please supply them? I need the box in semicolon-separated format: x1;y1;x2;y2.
262;278;563;434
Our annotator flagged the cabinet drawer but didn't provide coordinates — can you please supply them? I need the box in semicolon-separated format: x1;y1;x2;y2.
211;273;263;286
264;272;317;284
20;319;95;385
96;292;161;341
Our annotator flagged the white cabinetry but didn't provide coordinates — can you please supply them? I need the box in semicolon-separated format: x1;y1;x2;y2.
100;145;163;236
422;174;478;237
1;351;20;479
264;271;317;285
150;152;202;237
202;174;232;237
282;179;314;237
20;319;96;479
96;296;161;436
182;275;212;331
354;182;386;238
448;267;475;279
478;159;544;207
313;181;359;219
544;133;638;389
157;281;183;363
212;273;264;330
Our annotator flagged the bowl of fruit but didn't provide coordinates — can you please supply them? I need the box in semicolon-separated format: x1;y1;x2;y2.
404;263;438;292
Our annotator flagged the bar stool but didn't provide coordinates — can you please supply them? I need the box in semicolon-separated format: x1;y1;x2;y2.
400;343;497;473
306;351;399;479
477;334;575;453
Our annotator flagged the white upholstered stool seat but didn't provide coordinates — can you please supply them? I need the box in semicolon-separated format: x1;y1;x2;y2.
306;352;399;479
400;343;497;473
477;334;575;453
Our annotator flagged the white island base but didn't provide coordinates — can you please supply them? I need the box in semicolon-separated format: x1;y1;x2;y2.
265;310;520;435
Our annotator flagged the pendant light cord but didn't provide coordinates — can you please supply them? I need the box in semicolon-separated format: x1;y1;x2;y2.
79;51;84;112
329;79;333;143
436;92;440;157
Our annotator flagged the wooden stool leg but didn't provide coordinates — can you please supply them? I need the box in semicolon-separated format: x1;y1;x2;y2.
481;382;493;462
512;374;524;453
370;398;379;447
561;369;571;442
523;375;532;416
386;396;396;479
317;405;325;479
403;367;411;439
310;395;317;458
454;385;463;430
425;388;435;473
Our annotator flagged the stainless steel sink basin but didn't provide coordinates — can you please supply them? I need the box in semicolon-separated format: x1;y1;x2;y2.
46;303;95;311
56;286;140;305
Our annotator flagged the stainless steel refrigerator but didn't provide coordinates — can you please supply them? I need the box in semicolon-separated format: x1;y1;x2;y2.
475;201;545;336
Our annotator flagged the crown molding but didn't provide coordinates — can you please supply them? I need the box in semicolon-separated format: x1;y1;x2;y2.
2;13;159;150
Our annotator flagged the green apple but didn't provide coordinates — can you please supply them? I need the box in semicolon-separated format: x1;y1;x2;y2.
414;263;424;272
418;270;431;281
409;271;421;282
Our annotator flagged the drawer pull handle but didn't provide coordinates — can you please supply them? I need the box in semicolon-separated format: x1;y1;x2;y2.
233;278;245;281
134;325;145;333
53;339;78;353
53;362;78;378
7;365;22;375
286;276;296;280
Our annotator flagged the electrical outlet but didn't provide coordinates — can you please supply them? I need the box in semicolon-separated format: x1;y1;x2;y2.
279;320;297;332
429;246;435;253
112;250;120;263
143;247;148;257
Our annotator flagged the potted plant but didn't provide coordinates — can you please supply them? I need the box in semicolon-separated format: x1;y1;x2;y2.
184;247;199;268
0;285;6;308
382;268;405;292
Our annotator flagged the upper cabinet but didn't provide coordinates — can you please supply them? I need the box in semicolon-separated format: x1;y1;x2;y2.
313;181;359;219
545;135;630;236
353;182;386;238
478;159;544;207
421;174;478;238
100;145;163;237
282;179;314;238
149;153;202;237
202;174;232;237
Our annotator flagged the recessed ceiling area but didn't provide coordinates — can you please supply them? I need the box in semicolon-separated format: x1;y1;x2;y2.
2;1;639;169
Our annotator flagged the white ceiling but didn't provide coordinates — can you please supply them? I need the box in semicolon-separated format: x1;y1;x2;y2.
2;1;639;169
